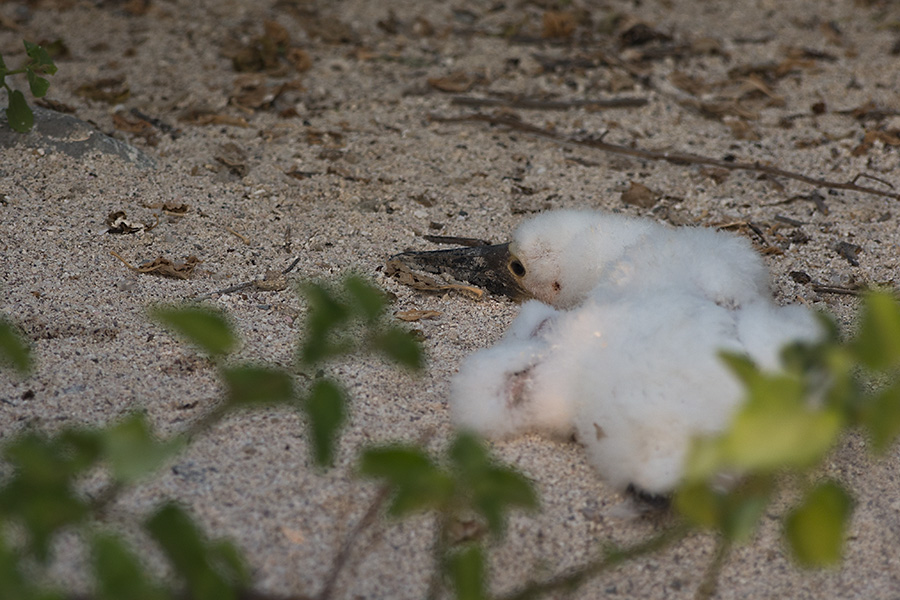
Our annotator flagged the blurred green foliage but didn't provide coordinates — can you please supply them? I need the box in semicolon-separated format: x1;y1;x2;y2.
0;41;57;133
678;290;900;570
2;285;900;599
0;316;32;374
360;432;537;598
0;276;426;599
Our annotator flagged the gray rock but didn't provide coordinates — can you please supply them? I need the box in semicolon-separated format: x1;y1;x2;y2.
0;105;156;169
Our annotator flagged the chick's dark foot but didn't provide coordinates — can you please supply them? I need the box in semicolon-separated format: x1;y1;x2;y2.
625;483;672;512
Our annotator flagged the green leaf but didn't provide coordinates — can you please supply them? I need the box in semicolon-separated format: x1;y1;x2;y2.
719;352;762;387
358;445;454;516
0;430;102;560
6;89;33;133
222;365;295;407
91;532;167;600
447;544;488;600
449;433;538;534
712;365;842;473
151;306;237;356
862;381;900;453
720;488;770;543
372;326;425;370
24;41;57;75
299;282;351;365
0;530;60;600
682;436;726;483
674;481;721;529
852;291;900;371
0;317;32;374
145;503;247;600
784;481;852;567
724;403;841;472
101;413;184;483
344;275;387;323
675;477;773;543
301;378;346;467
27;70;49;98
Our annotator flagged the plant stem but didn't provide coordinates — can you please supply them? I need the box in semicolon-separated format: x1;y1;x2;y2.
694;536;731;600
496;523;692;600
426;513;451;600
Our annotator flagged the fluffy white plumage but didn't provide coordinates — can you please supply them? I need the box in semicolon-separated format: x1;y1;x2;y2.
450;210;822;494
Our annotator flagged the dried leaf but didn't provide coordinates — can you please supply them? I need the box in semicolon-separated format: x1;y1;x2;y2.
619;22;672;47
106;210;157;234
179;109;249;128
161;202;189;215
428;71;480;93
74;76;130;104
851;129;900;156
112;112;158;145
700;167;731;184
281;527;305;545
111;251;201;279
286;47;312;72
835;241;862;267
542;11;577;39
670;70;708;96
215;142;249;177
385;259;484;299
395;309;442;322
230;74;277;111
621;181;657;208
726;119;760;141
253;270;288;291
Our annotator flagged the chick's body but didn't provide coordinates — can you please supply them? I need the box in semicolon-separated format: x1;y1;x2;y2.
450;210;822;494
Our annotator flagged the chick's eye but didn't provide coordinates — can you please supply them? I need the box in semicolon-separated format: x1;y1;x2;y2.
509;258;526;277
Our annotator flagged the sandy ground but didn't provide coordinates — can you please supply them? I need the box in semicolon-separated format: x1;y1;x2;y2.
2;0;900;598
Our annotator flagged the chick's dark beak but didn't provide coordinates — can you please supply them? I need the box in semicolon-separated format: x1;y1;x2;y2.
388;243;531;301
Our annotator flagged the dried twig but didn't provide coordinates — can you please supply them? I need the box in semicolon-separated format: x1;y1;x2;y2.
191;256;302;299
429;112;900;200
451;95;648;111
227;226;251;245
811;284;862;296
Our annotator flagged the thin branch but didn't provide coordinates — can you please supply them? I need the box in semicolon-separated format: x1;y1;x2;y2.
426;513;451;600
429;112;900;201
316;485;393;600
319;428;437;600
191;256;302;300
496;523;692;600
451;95;648;111
694;536;731;600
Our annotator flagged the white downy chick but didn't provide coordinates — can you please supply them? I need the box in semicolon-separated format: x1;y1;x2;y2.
507;210;770;309
448;210;823;494
451;301;573;439
452;293;821;494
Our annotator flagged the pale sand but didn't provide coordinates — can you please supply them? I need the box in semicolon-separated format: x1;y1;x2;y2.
1;0;899;598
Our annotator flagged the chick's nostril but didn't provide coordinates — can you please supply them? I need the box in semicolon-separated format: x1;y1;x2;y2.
510;259;526;277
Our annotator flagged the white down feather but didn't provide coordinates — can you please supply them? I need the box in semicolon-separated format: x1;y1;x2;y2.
450;210;822;494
